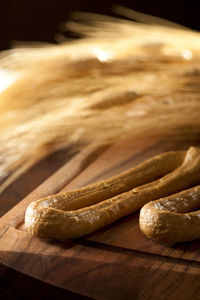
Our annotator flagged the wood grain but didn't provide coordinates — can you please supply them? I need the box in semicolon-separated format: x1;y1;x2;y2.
1;136;200;300
0;143;105;228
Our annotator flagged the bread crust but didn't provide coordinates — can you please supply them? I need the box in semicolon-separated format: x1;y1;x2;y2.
140;185;200;244
25;147;200;241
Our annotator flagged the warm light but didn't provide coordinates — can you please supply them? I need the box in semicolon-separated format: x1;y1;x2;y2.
0;69;20;93
181;49;193;60
93;47;112;62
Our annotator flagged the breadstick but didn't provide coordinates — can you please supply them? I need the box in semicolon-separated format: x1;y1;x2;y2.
140;185;200;244
27;149;186;212
25;146;200;240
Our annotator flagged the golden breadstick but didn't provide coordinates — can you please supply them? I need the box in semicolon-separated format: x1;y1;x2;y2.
25;146;200;240
27;149;186;212
140;185;200;244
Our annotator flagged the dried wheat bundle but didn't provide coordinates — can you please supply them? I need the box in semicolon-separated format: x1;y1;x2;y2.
0;10;200;193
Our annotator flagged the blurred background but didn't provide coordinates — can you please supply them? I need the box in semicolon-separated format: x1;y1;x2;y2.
1;0;200;51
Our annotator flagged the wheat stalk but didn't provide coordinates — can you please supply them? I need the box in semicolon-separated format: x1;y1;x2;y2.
0;12;200;192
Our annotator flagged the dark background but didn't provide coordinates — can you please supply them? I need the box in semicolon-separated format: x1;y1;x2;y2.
1;0;200;50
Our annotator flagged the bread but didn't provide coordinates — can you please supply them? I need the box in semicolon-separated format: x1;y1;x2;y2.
25;146;200;241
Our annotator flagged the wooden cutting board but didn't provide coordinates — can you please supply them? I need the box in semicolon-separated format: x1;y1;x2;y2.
1;136;200;300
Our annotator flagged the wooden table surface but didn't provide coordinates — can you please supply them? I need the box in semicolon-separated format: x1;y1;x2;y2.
1;136;200;300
